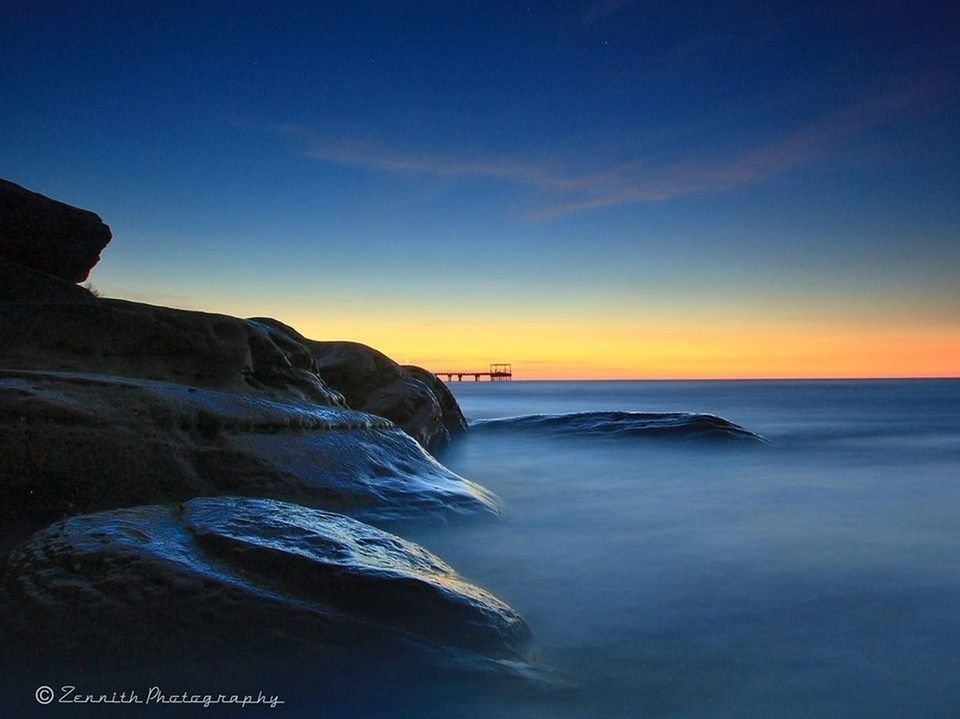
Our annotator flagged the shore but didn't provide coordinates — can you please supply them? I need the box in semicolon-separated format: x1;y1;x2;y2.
0;179;534;706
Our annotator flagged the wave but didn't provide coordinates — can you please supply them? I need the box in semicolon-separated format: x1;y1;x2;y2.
470;411;766;442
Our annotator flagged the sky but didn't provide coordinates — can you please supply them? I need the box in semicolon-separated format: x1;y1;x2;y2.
2;0;958;379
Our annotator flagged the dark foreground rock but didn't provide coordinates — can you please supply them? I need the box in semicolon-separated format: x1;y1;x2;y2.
0;497;530;668
0;257;98;304
0;369;496;524
0;179;530;716
0;179;112;283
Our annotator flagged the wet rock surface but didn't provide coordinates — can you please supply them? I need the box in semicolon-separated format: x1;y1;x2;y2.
307;337;467;449
0;178;530;708
0;370;496;524
0;497;530;665
403;365;468;443
246;320;466;449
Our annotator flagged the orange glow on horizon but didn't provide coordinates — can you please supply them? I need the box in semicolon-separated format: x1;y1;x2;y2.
283;315;960;381
106;288;959;381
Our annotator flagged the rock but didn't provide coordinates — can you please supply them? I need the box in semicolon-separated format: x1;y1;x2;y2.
305;339;405;402
0;299;344;406
252;322;467;449
0;497;530;666
0;178;470;448
0;179;111;283
0;257;97;304
471;410;767;442
403;365;469;443
0;300;468;450
361;373;452;449
0;369;496;523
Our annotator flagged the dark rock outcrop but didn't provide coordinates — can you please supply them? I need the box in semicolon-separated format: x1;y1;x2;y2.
0;257;97;304
360;372;456;449
0;299;466;450
0;180;523;700
0;496;530;665
0;299;344;406
250;321;467;448
315;344;467;449
0;370;496;524
0;178;467;449
0;179;111;283
403;364;469;442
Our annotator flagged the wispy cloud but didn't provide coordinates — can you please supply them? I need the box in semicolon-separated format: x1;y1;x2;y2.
278;81;940;219
580;0;634;26
279;125;565;187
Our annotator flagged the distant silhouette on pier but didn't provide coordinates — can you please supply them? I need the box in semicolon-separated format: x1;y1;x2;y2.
435;363;512;382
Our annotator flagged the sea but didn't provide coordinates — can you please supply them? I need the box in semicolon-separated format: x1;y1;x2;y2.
349;379;960;718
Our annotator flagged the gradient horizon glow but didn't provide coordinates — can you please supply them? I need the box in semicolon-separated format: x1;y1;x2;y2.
2;1;958;379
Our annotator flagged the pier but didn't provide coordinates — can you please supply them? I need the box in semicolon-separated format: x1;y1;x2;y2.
435;363;512;382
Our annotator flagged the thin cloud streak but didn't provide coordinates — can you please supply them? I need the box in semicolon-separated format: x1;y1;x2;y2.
580;0;634;26
279;81;940;218
279;125;563;186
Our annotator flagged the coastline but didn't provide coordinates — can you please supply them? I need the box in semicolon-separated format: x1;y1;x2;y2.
0;179;534;701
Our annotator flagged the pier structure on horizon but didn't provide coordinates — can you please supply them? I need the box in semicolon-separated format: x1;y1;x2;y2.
435;363;512;382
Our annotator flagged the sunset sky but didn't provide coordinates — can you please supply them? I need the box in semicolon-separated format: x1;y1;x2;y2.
2;1;958;378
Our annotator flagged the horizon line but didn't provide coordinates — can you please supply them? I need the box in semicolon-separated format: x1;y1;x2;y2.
443;375;960;382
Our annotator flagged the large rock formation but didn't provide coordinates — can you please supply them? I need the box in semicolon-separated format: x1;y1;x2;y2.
0;497;530;666
0;179;111;283
0;175;463;450
0;179;516;697
0;369;496;524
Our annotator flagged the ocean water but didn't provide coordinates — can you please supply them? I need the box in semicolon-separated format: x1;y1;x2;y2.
376;379;960;718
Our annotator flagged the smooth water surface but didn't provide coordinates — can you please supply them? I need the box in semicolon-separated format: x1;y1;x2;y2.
387;379;960;718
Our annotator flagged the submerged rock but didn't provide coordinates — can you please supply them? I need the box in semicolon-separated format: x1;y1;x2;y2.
0;370;497;523
0;178;111;283
472;411;767;442
0;497;530;666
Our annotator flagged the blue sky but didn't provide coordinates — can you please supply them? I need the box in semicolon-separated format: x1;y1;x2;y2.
2;1;958;376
